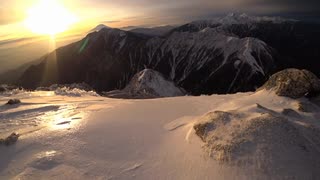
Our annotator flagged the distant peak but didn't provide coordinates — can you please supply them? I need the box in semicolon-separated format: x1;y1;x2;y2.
190;13;298;26
89;24;111;33
221;13;298;24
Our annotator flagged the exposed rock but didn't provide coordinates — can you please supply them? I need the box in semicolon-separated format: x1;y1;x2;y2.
261;69;320;98
282;108;301;118
6;99;21;105
1;133;20;146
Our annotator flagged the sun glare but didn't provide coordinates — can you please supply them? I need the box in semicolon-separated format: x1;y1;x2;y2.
24;0;78;35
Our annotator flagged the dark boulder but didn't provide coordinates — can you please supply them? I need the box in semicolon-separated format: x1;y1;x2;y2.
6;99;21;105
0;133;20;146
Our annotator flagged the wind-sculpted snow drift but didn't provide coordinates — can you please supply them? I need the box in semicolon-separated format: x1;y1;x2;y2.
15;13;320;95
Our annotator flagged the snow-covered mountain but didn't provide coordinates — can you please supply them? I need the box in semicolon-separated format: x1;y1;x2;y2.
89;24;110;33
14;14;320;95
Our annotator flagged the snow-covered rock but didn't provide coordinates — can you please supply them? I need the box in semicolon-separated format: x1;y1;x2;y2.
261;69;320;98
37;83;93;92
125;69;185;97
105;69;185;98
54;87;99;97
193;102;320;177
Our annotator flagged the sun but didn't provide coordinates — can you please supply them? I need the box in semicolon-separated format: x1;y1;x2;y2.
24;0;78;35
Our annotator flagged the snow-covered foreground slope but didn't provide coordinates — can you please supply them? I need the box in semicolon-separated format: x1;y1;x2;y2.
0;90;319;179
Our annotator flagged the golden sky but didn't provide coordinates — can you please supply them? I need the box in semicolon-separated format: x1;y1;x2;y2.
0;0;182;39
1;0;319;39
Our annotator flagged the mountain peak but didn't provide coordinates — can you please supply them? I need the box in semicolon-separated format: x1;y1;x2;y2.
89;24;110;33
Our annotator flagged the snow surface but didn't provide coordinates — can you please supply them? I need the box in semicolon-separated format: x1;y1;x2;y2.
0;90;319;179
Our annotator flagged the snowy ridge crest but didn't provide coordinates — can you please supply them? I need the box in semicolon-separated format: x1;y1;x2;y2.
191;13;298;26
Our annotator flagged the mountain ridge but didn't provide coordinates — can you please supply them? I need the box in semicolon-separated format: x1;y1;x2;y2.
6;14;320;95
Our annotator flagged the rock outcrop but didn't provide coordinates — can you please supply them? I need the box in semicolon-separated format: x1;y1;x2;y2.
261;69;320;98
